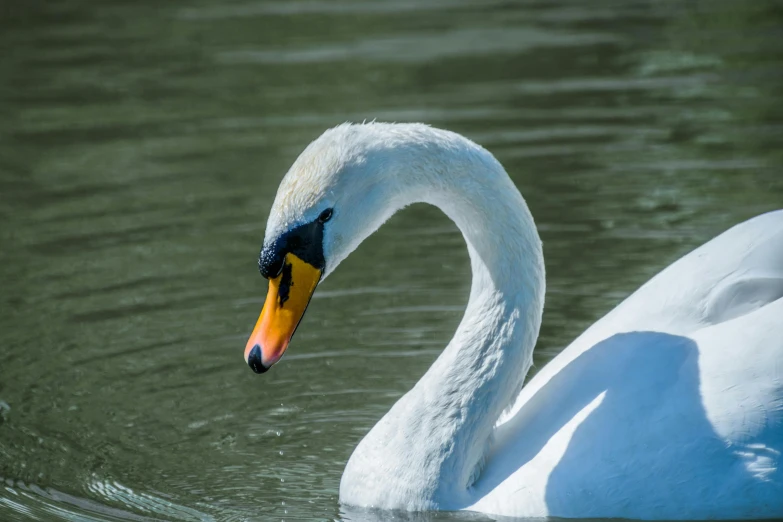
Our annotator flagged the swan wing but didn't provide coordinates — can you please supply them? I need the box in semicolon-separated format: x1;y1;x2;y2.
505;209;783;419
476;210;783;518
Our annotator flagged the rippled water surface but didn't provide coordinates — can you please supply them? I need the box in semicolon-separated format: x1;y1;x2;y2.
1;0;782;520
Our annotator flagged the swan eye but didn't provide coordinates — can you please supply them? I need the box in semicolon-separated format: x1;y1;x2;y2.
318;208;333;224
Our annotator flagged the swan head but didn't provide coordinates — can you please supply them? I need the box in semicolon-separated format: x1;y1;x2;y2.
244;123;413;373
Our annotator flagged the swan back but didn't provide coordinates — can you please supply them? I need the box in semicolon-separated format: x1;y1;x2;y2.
608;209;783;335
482;210;783;518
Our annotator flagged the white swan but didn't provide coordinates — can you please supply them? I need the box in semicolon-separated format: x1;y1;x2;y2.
244;122;783;519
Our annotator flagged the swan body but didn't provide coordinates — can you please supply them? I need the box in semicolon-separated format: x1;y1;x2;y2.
258;122;783;519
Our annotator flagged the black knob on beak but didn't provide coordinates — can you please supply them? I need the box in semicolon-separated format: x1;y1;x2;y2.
259;241;285;279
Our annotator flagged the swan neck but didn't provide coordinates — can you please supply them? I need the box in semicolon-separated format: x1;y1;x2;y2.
416;145;544;495
354;130;545;506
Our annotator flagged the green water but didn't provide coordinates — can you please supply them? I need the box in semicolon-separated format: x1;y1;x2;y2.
1;0;781;520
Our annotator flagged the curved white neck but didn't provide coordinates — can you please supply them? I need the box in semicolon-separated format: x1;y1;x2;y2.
340;128;545;510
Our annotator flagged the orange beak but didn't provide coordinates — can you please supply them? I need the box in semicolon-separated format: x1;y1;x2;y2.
244;253;322;373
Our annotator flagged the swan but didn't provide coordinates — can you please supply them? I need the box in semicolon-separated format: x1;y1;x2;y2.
243;122;783;519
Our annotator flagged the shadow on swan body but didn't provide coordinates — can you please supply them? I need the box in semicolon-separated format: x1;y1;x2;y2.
246;122;783;519
473;330;781;519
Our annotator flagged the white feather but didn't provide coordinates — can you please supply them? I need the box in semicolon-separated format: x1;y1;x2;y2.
263;122;783;519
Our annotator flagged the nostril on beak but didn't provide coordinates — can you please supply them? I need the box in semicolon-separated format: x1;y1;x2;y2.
247;345;268;374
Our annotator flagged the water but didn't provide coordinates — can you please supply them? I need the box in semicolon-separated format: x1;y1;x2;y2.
1;0;781;520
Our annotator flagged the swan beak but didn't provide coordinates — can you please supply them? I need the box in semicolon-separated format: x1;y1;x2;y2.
244;253;322;373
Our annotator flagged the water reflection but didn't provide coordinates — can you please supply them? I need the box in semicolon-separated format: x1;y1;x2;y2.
1;0;781;520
